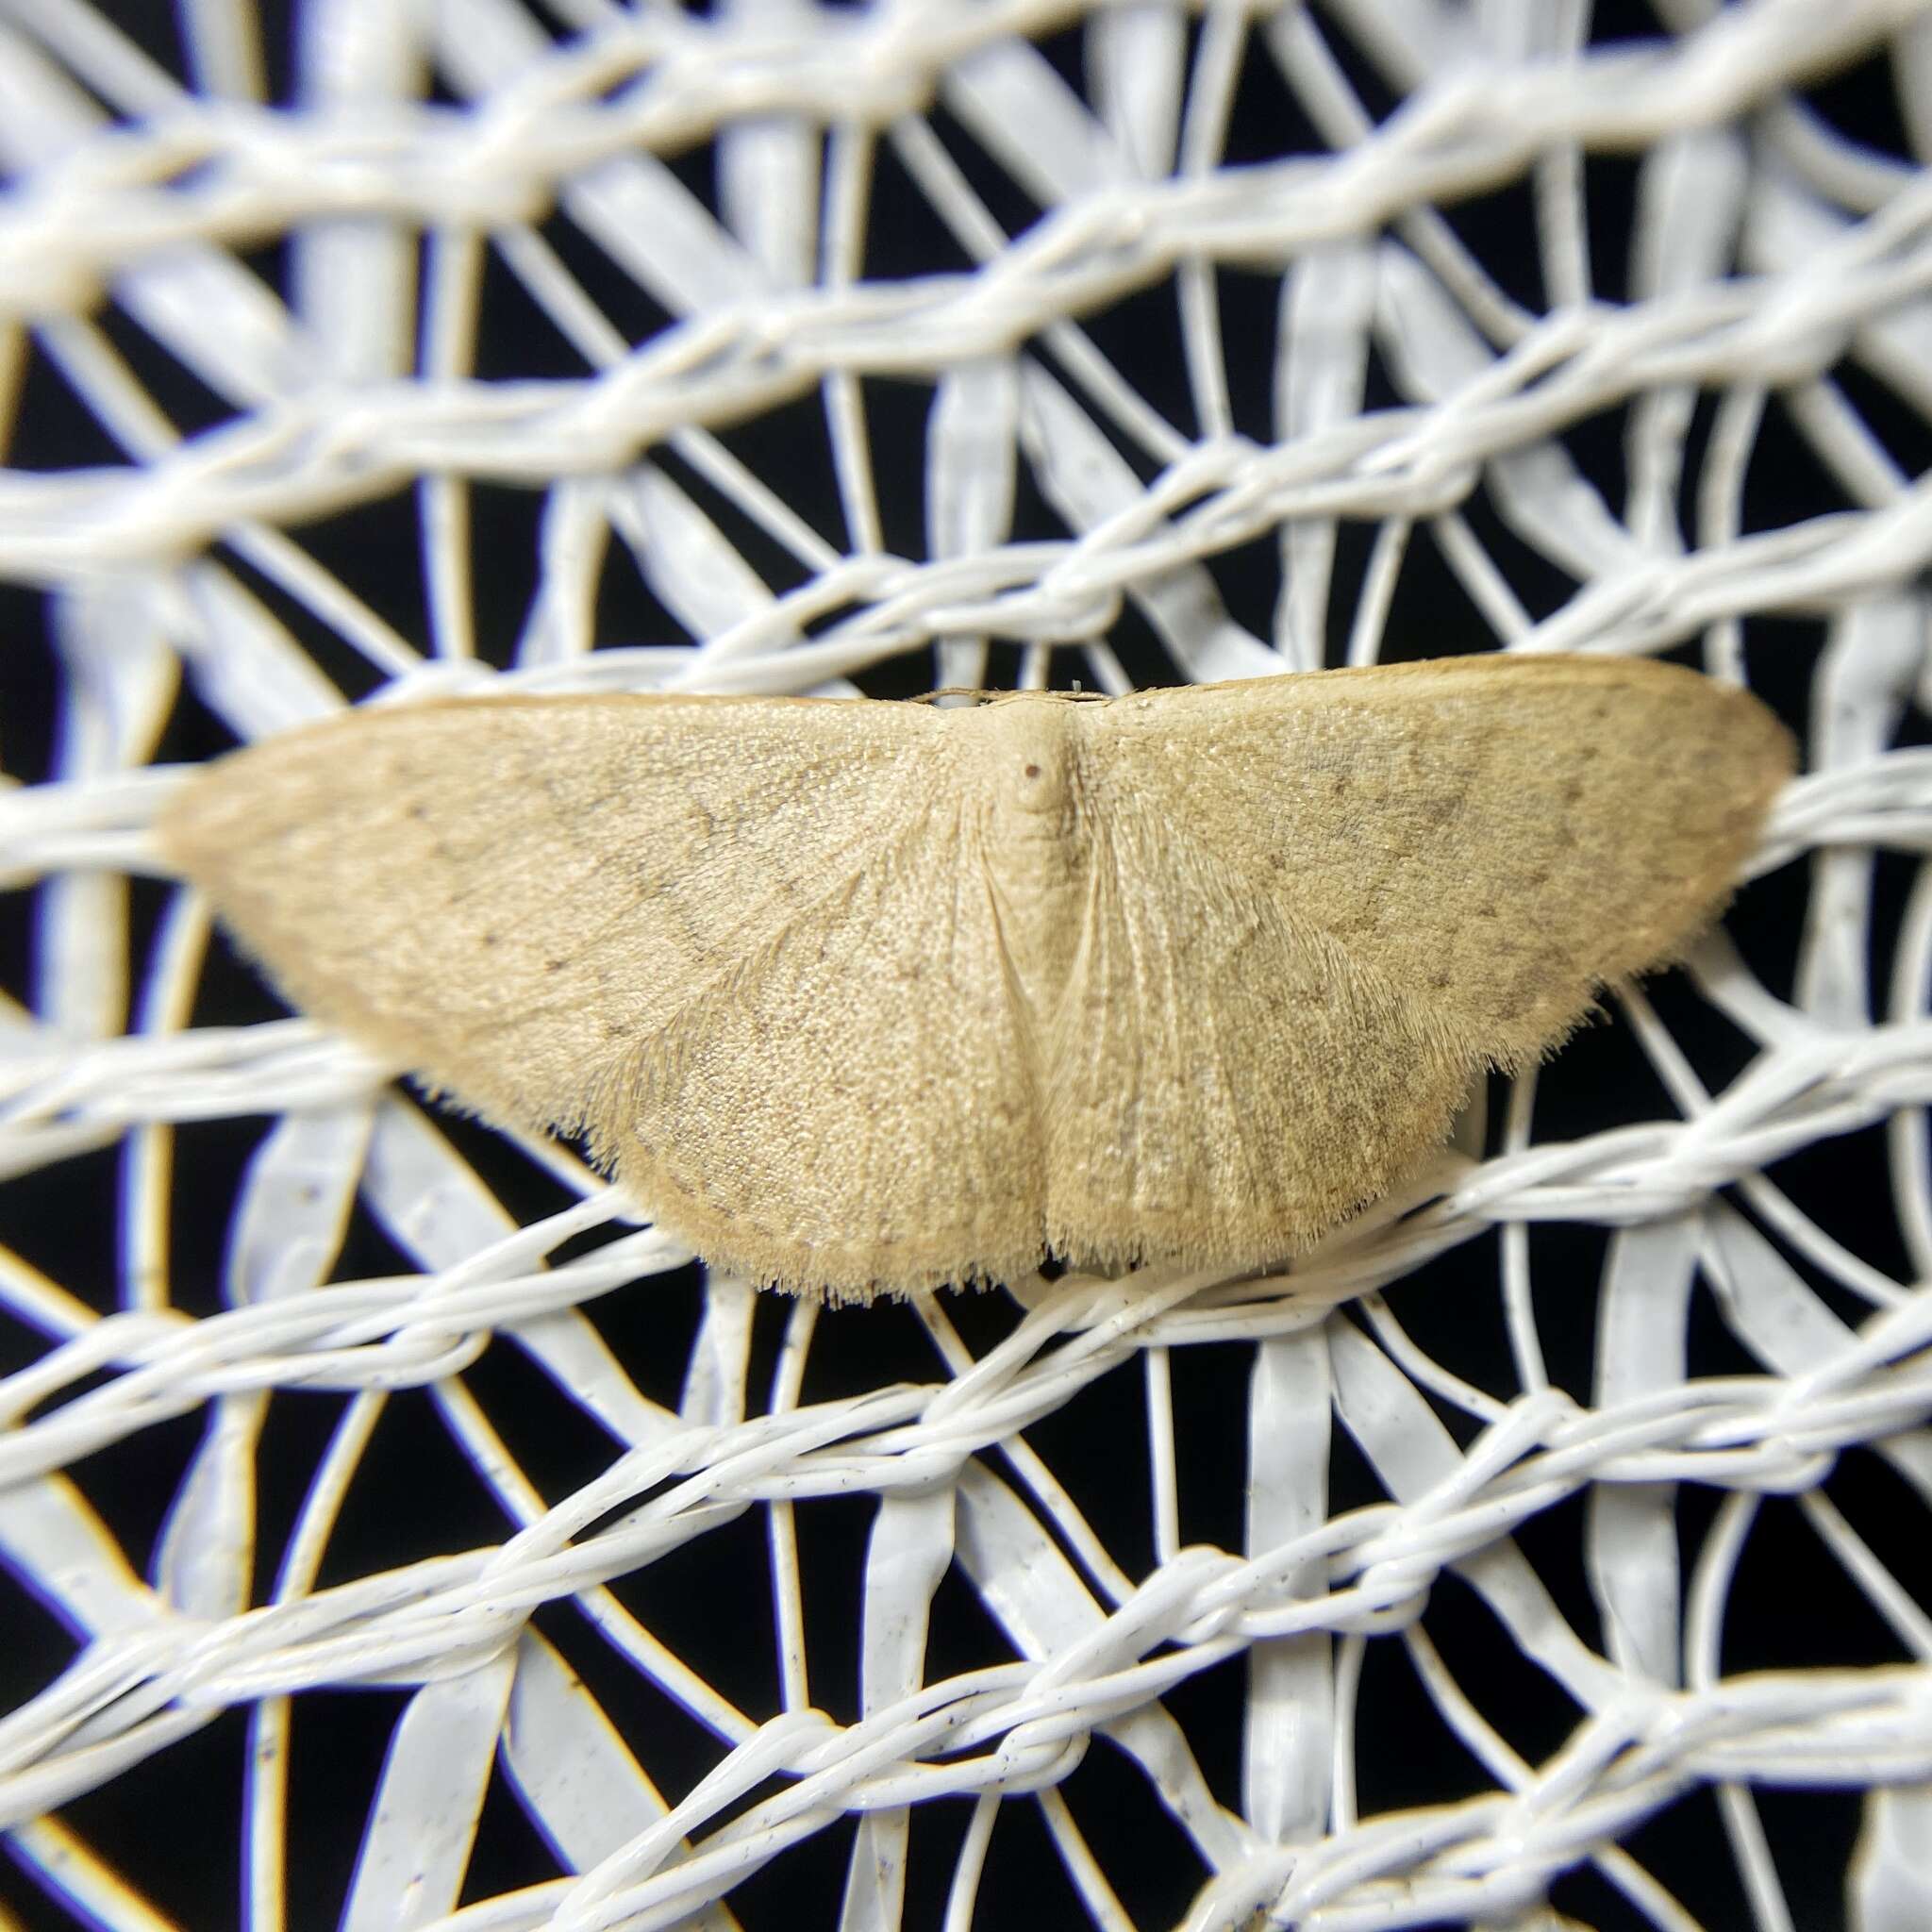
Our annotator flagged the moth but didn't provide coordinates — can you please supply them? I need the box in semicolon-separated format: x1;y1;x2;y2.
158;655;1794;1301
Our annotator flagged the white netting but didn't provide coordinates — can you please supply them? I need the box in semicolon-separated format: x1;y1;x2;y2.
3;1;1932;1927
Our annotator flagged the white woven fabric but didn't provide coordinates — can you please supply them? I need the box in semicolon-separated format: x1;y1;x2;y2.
3;2;1932;1927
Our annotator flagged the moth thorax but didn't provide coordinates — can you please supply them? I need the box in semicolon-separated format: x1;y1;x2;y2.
986;702;1077;826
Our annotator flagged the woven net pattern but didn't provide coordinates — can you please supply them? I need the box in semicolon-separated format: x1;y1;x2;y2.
4;2;1932;1927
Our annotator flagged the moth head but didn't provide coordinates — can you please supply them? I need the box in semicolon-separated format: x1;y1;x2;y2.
976;695;1076;820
